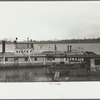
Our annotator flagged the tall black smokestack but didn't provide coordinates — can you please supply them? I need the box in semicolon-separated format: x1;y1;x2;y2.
70;45;72;52
67;45;69;52
2;41;5;53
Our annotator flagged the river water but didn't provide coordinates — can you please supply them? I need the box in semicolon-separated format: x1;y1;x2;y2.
0;67;100;82
0;67;53;82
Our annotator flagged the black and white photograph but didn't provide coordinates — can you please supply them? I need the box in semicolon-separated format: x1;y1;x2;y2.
0;1;100;82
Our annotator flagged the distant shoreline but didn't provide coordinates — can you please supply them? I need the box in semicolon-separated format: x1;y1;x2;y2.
0;38;100;44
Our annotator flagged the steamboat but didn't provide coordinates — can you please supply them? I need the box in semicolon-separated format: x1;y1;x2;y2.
0;39;100;81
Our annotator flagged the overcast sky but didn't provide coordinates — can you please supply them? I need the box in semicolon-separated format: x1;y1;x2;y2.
0;1;100;41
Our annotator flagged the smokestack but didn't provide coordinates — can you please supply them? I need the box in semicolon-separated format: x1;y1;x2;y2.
54;44;57;54
54;44;57;51
69;45;72;52
67;45;69;52
2;41;5;53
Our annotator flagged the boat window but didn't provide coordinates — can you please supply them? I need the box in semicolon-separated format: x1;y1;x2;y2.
30;50;32;53
16;51;18;53
25;57;28;61
21;50;23;53
5;58;8;61
95;59;100;65
34;57;37;61
31;44;33;48
19;50;20;53
27;51;28;53
66;58;67;61
52;58;55;60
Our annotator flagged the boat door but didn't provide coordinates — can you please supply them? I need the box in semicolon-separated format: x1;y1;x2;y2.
60;58;64;64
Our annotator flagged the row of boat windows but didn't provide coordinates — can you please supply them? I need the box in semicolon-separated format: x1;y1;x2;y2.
47;58;84;61
5;57;37;61
4;57;84;62
5;58;55;61
16;50;32;53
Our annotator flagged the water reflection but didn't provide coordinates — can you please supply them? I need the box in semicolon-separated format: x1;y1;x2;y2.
0;67;52;82
1;67;100;82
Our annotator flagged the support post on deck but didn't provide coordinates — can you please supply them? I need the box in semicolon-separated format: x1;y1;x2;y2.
3;54;5;64
43;57;46;65
2;41;6;64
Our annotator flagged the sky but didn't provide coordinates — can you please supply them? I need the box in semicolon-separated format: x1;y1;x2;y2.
0;1;100;41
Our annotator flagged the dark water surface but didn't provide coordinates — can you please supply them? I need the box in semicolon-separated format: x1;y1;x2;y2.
0;67;53;82
0;67;100;82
